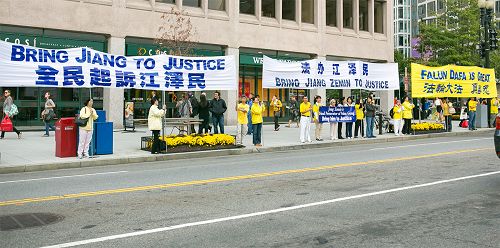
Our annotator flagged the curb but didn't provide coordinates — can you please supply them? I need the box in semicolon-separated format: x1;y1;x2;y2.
0;129;494;175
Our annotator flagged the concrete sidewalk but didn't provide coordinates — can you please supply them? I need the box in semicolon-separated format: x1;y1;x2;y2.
0;121;494;174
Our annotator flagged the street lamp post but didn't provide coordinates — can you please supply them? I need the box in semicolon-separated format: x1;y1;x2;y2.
478;0;497;127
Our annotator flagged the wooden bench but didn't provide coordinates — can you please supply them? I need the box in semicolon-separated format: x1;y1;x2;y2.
163;118;203;135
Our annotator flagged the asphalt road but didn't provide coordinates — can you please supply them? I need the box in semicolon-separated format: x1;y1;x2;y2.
0;133;498;248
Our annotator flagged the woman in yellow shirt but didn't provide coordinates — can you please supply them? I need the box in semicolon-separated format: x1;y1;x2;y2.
299;96;312;143
354;99;364;138
251;95;265;147
271;95;282;131
490;97;498;127
468;97;477;131
313;96;323;141
393;100;403;136
442;98;451;132
402;96;414;135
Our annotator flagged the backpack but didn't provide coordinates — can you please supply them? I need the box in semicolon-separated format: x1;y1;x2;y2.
389;107;395;119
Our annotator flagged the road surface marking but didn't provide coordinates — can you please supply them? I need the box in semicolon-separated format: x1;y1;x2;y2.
0;171;129;184
0;148;491;207
40;170;500;248
369;137;491;151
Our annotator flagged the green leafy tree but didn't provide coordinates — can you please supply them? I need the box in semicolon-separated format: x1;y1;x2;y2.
417;0;481;67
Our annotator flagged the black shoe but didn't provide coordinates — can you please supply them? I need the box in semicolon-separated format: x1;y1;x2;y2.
339;137;344;139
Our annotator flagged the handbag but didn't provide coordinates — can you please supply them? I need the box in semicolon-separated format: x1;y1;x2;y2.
43;109;56;122
8;104;19;116
75;108;89;127
0;116;13;132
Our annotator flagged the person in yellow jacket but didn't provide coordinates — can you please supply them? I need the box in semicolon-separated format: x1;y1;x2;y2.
300;96;312;143
490;97;499;127
393;100;403;136
354;99;364;138
312;96;324;141
77;99;99;159
442;98;452;132
251;95;265;147
402;96;414;135
236;96;249;145
468;97;477;130
271;95;282;131
148;98;166;154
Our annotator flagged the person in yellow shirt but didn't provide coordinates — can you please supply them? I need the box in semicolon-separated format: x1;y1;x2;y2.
313;96;323;141
251;95;265;147
236;96;249;145
442;98;452;132
299;96;312;143
402;96;414;135
393;100;403;136
271;95;283;131
468;97;477;130
490;97;499;127
354;99;364;138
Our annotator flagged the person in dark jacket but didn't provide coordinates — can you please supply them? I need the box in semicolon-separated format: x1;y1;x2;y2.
365;96;376;138
209;91;227;134
198;94;210;134
188;92;199;134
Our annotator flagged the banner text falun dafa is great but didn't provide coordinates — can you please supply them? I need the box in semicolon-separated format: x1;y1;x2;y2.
411;63;497;98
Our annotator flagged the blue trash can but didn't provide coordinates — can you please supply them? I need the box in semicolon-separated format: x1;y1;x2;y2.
93;122;113;155
96;110;106;123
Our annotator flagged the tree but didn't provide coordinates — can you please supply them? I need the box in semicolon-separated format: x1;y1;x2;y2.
417;0;481;67
155;7;197;56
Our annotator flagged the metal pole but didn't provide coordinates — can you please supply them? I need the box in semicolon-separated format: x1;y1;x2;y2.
162;91;166;152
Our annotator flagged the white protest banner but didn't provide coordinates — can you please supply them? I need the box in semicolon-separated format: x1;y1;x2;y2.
262;56;399;90
0;40;237;91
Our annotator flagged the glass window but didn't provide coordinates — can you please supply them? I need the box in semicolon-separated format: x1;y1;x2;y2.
374;1;384;33
302;0;315;24
398;7;403;18
326;0;337;27
427;2;436;15
208;0;225;11
157;0;175;3
282;0;296;21
183;0;201;7
343;0;353;29
437;0;445;10
359;0;368;31
418;5;425;19
240;0;255;15
18;87;39;101
262;0;276;18
399;36;404;46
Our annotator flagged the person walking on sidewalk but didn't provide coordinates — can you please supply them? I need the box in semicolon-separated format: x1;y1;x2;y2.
251;95;265;147
468;97;477;131
246;93;254;135
354;99;364;138
77;99;99;159
402;96;414;135
299;96;312;143
393;100;403;136
236;96;249;145
287;96;300;128
148;98;166;154
42;92;56;137
313;95;323;141
198;94;210;134
345;97;354;139
271;95;282;131
329;99;338;140
490;97;498;127
209;91;227;134
0;89;21;139
365;97;376;138
337;97;346;139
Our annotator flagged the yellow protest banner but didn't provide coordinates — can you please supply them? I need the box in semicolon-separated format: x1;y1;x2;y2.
411;63;497;98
